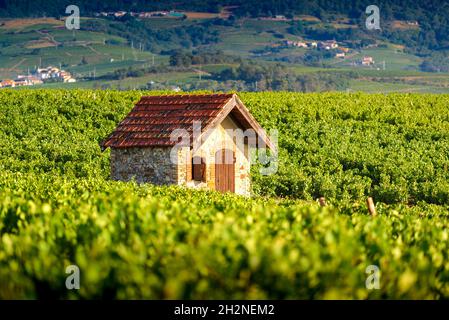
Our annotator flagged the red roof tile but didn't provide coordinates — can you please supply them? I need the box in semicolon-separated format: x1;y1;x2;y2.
101;93;235;149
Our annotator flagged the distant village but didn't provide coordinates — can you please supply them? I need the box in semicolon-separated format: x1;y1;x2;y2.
280;39;375;65
0;66;76;89
95;10;187;19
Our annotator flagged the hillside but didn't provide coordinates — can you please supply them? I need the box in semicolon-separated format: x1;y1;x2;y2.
1;90;448;299
1;9;449;93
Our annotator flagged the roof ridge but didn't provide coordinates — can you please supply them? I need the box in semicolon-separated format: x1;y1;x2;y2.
140;93;235;98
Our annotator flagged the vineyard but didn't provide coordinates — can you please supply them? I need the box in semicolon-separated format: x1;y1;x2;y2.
0;90;448;299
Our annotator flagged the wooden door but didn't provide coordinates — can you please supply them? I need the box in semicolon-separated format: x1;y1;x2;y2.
215;149;235;193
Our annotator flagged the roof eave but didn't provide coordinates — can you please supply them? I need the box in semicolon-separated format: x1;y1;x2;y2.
234;95;276;152
194;94;276;152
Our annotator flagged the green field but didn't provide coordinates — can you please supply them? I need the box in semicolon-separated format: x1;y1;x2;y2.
1;90;449;299
347;79;449;94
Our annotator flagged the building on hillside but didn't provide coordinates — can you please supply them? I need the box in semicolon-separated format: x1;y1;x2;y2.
36;66;62;80
0;79;16;88
283;40;308;48
16;75;43;85
101;94;274;196
35;66;76;83
59;71;76;83
361;56;375;65
138;11;168;18
13;78;30;86
168;11;186;18
406;21;419;26
335;52;345;58
114;11;127;17
319;40;338;50
274;15;287;20
1;76;44;88
260;15;287;21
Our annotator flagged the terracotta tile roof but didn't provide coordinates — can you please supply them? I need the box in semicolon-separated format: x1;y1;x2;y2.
101;93;235;149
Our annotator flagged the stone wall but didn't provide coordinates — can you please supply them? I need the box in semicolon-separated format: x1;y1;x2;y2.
110;147;177;184
110;115;252;196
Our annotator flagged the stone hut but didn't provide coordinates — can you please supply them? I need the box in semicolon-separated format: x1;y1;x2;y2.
100;93;274;195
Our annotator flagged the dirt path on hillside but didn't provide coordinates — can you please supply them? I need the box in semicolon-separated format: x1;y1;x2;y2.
36;30;59;46
9;58;26;71
84;44;108;56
